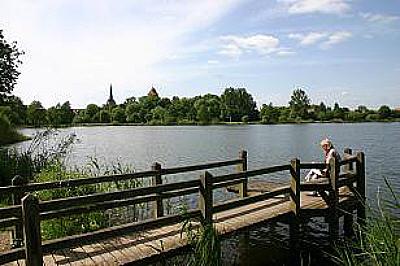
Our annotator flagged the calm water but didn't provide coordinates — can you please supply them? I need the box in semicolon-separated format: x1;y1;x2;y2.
16;123;400;265
18;123;400;199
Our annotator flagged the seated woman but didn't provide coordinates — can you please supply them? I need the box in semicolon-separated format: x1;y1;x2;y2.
305;138;341;182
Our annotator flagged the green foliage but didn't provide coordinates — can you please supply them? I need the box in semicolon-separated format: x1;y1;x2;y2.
333;179;399;266
0;129;76;186
0;29;24;101
289;88;310;119
0;113;26;145
221;88;257;122
112;106;126;123
180;207;221;266
261;103;280;124
27;100;46;127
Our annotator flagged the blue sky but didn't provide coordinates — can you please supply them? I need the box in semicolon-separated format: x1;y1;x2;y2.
0;0;399;109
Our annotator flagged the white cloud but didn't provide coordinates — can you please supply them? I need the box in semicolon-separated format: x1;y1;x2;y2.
289;31;352;48
207;60;220;65
279;0;350;15
288;32;328;46
219;34;281;58
360;13;399;24
321;31;352;49
0;0;244;107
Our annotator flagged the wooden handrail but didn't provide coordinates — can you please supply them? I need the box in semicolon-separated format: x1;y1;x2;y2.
39;179;200;212
0;149;367;266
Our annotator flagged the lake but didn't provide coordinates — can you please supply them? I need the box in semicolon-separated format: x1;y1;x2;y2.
18;122;400;199
16;123;400;265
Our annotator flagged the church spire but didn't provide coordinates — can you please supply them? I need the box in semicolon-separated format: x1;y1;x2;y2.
109;84;114;101
106;83;116;107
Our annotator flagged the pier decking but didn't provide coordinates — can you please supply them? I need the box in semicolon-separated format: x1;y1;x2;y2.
0;149;365;266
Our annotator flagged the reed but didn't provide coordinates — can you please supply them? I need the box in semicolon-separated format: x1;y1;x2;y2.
333;178;399;266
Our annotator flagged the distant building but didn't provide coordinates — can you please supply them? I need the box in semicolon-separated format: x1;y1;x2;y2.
148;87;159;97
106;84;116;107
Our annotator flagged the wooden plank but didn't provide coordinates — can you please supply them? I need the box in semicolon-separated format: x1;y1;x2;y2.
162;159;242;175
39;180;200;212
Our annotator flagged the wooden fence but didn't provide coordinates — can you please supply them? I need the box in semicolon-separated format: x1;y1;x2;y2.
0;149;365;266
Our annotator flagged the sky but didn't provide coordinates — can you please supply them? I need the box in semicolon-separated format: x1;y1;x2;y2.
0;0;399;109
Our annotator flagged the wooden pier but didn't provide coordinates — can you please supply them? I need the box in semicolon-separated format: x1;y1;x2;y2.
0;149;365;265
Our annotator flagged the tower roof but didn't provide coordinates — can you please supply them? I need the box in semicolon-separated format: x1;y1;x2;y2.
148;87;159;97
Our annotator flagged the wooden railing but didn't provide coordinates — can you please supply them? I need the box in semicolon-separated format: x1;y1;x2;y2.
0;149;366;266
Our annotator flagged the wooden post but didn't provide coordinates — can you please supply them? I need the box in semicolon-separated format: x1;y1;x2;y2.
356;152;366;225
151;162;164;219
199;171;213;225
237;150;248;198
343;148;353;172
11;175;28;248
343;148;354;237
289;159;300;237
22;194;43;266
289;158;301;266
328;156;339;239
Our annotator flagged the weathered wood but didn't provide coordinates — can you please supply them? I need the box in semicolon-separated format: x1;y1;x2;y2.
0;248;25;265
0;205;22;220
0;217;21;229
151;162;164;219
161;159;242;175
199;171;213;224
0;171;157;196
339;156;358;166
213;164;290;184
41;194;159;220
290;159;300;216
41;210;201;253
328;156;339;239
237;150;248;198
289;158;301;246
22;194;43;266
213;177;247;190
356;152;366;225
11;176;28;248
343;211;354;237
299;162;326;169
343;148;353;172
213;187;289;213
39;179;200;212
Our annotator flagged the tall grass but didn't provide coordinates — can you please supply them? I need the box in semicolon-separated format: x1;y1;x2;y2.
180;206;222;266
333;178;399;265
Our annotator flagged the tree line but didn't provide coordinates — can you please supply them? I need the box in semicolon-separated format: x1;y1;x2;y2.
1;87;399;128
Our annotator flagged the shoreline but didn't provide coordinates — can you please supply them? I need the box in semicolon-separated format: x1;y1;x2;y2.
18;119;400;129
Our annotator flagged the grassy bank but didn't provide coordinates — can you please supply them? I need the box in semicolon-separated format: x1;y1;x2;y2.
0;114;28;145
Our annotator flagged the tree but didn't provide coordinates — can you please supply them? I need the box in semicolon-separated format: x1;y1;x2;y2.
0;30;24;102
378;105;392;119
221;88;257;122
288;88;310;119
260;103;280;124
27;101;46;127
111;107;126;123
